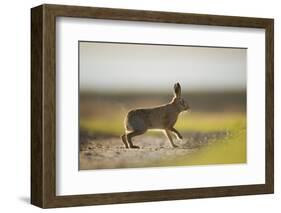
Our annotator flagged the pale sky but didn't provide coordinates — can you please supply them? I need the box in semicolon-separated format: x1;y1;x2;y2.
79;42;246;92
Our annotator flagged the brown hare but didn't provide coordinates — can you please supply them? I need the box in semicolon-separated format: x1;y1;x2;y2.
121;83;190;149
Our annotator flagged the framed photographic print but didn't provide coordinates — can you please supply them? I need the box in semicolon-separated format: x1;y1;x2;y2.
31;4;274;208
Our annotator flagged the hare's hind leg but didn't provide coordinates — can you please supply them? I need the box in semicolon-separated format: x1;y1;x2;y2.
126;130;146;149
121;134;129;149
164;130;178;148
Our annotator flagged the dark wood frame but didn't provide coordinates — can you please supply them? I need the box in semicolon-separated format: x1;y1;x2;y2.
31;4;274;208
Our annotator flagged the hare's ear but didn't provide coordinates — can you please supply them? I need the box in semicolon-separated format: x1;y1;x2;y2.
174;82;181;98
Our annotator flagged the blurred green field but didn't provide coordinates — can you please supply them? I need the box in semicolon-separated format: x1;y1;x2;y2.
80;112;245;134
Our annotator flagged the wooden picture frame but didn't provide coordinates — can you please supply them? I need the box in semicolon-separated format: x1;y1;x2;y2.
31;4;274;208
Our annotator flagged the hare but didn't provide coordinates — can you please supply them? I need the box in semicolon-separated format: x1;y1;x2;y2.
121;83;190;149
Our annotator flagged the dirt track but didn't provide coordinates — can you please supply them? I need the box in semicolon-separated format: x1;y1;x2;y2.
79;130;227;170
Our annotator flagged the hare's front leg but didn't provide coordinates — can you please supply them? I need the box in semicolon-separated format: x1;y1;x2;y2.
164;130;178;148
126;130;146;149
170;127;183;140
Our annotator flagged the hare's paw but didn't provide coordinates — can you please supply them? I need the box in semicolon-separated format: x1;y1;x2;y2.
177;135;183;140
130;145;140;149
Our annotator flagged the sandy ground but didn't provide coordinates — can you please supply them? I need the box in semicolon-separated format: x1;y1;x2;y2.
79;131;227;170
